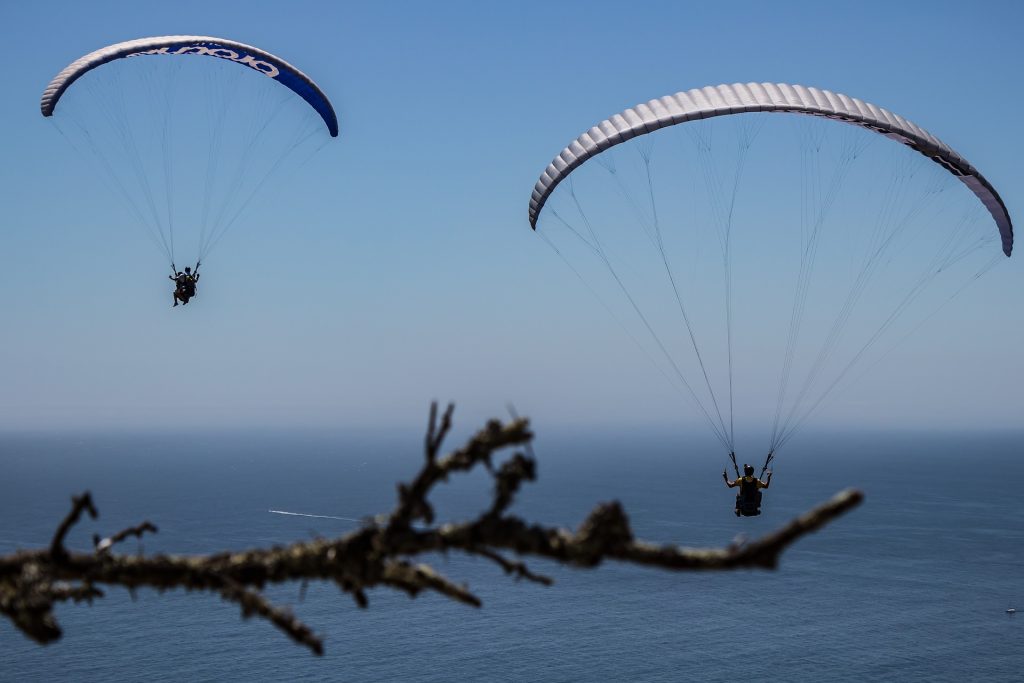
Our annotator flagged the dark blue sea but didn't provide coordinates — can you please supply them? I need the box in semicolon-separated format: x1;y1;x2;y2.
2;429;1022;682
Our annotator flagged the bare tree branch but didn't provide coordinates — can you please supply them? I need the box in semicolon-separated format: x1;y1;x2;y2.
0;402;863;656
475;548;553;585
94;521;158;554
50;493;97;561
219;578;324;655
382;560;481;606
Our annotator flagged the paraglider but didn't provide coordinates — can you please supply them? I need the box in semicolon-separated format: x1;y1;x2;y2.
42;36;339;305
170;263;200;307
527;83;1013;515
723;464;772;517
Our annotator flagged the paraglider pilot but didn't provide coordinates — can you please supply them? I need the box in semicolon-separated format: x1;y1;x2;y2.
724;463;772;517
170;263;200;307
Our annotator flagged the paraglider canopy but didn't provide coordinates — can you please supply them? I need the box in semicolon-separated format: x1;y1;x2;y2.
529;83;1012;256
41;35;339;137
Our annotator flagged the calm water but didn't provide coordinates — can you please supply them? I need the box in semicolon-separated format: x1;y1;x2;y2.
1;429;1022;682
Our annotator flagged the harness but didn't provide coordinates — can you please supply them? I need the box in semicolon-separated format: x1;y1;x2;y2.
735;476;762;516
727;451;770;517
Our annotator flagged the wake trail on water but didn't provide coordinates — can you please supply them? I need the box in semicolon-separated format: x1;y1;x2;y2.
268;510;361;522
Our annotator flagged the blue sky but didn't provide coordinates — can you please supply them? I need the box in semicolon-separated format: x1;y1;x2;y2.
0;0;1021;438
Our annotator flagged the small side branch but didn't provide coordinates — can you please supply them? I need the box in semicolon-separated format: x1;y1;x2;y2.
425;401;455;462
94;522;159;554
382;560;481;607
50;493;97;561
475;548;553;585
219;579;323;656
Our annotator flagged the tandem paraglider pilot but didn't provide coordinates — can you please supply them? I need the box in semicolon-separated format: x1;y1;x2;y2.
170;264;200;307
723;464;772;517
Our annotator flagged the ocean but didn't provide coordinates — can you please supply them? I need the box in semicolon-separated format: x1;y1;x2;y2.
1;429;1022;682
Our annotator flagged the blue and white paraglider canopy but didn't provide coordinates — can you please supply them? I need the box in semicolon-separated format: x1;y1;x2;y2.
42;35;338;137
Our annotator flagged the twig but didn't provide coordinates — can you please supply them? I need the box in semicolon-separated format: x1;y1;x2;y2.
50;493;97;561
475;548;553;585
219;578;324;655
94;522;158;554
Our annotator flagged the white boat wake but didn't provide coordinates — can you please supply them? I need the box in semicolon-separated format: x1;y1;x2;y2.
268;510;361;522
